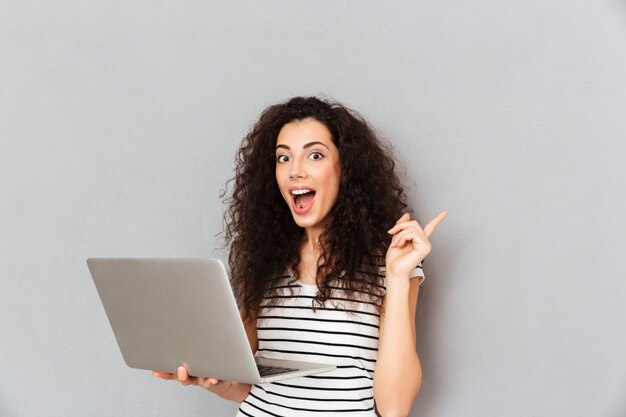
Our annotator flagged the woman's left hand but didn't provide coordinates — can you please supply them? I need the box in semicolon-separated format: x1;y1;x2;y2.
385;211;448;279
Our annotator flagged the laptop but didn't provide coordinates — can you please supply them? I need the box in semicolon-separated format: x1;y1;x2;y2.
87;257;336;384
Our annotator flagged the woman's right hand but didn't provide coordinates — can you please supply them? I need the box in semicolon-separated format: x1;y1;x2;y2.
152;366;237;394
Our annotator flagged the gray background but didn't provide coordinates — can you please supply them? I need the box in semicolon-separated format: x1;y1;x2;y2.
1;1;625;416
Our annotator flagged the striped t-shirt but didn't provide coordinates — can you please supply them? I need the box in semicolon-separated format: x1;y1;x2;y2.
235;264;424;417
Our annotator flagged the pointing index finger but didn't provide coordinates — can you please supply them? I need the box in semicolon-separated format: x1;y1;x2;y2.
423;210;448;238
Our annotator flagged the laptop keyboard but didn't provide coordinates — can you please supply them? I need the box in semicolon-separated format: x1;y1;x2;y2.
257;364;298;377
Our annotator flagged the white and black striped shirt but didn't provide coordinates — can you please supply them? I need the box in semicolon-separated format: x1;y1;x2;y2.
236;265;424;417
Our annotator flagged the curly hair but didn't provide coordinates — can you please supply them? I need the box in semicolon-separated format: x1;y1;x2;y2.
220;96;409;322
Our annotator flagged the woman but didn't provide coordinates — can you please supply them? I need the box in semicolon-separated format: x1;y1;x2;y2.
153;96;447;416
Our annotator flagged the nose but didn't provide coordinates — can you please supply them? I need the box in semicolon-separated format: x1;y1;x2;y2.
289;158;307;180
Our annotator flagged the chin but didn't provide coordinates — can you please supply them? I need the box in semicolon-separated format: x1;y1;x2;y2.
292;217;315;228
288;210;312;225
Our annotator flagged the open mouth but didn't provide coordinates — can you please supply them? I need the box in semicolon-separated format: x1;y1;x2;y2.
291;190;316;214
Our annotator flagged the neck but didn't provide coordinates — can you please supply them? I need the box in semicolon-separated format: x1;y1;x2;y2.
302;226;324;255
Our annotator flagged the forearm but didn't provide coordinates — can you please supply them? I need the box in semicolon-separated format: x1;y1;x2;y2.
374;277;422;416
216;382;252;403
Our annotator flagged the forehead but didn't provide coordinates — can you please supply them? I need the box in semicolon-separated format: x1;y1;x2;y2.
275;118;334;147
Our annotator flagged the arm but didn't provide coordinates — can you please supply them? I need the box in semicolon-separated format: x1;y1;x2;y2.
374;209;446;416
373;275;422;417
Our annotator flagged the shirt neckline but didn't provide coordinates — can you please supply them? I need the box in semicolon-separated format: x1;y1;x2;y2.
286;269;318;288
295;279;317;288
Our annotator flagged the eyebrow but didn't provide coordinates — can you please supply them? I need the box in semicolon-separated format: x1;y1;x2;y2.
275;141;329;151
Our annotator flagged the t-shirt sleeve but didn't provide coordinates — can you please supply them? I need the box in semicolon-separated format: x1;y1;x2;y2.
378;263;426;286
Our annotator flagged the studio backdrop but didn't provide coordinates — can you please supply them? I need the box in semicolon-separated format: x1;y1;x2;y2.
1;1;625;416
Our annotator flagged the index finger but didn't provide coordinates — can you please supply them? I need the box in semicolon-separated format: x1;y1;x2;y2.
152;370;176;380
423;210;448;239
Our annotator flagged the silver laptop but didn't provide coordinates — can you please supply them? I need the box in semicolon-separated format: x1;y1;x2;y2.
87;257;336;384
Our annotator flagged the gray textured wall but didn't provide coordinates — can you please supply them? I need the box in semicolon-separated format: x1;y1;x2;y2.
1;1;625;416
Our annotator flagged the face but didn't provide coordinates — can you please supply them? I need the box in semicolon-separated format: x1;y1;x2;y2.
275;117;342;232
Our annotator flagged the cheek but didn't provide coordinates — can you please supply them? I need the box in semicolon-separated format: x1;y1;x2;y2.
275;165;287;187
322;170;341;205
330;181;340;204
331;166;341;198
275;164;281;181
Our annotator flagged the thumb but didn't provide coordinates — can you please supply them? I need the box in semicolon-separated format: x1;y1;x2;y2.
177;366;189;380
397;213;410;223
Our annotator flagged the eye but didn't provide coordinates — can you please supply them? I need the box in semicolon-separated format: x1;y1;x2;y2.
277;155;289;163
309;152;324;161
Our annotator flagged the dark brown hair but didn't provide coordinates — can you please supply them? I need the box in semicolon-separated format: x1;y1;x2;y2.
220;96;409;321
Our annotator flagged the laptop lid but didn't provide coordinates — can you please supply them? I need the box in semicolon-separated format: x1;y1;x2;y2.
87;257;336;384
87;258;263;383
